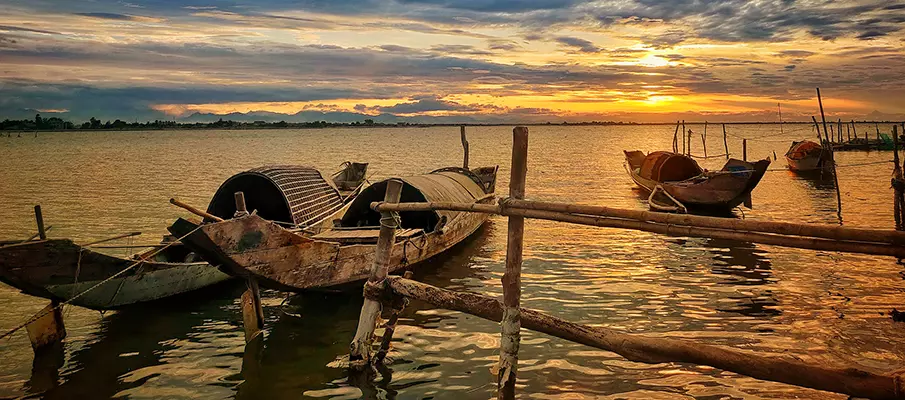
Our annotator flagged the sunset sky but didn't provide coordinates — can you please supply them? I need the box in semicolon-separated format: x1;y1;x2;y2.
2;0;904;123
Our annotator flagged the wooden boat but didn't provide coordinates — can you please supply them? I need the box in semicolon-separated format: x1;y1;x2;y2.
623;151;770;213
785;140;831;172
0;164;364;310
331;161;369;199
168;166;498;292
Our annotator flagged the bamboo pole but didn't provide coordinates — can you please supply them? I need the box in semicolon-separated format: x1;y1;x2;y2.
817;88;830;142
349;179;404;362
34;205;46;240
375;270;413;362
234;192;249;218
22;226;52;242
742;139;747;161
838;119;843;144
812;116;822;142
461;125;469;170
82;231;142;247
702;122;707;158
673;121;679;153
681;120;686;155
241;279;264;343
169;198;224;222
498;126;528;399
722;124;729;159
846;121;851;143
894;125;904;231
373;202;905;258
384;276;905;400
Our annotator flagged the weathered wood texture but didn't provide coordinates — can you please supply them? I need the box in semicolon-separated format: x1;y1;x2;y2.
34;206;47;240
25;301;65;351
384;276;905;400
170;198;225;222
350;179;404;361
498;127;528;399
373;201;905;258
241;279;264;343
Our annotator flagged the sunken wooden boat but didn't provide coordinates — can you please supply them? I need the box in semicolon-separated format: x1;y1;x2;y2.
623;151;770;213
785;141;831;172
168;166;498;292
0;164;362;310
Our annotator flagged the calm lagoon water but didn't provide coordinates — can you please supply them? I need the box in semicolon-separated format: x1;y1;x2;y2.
0;124;903;399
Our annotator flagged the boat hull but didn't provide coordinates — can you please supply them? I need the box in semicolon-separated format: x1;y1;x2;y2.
0;239;231;310
169;205;491;292
624;152;770;212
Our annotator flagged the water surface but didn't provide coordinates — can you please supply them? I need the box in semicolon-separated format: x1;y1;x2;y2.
1;124;903;399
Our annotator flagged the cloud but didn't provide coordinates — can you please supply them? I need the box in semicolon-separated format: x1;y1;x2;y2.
370;97;479;114
554;36;601;53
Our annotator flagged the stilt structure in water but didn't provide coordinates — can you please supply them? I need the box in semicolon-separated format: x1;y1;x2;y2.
349;126;905;400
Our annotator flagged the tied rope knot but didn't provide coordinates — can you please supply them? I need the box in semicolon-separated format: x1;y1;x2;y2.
379;211;401;230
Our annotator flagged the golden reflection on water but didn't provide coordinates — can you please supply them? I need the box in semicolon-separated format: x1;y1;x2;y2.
1;124;904;399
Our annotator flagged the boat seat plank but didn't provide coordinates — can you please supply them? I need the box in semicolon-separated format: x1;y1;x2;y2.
313;228;424;244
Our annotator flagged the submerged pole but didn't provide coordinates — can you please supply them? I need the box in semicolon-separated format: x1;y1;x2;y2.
349;179;404;361
34;205;46;240
461;125;469;170
672;121;679;153
722;124;729;159
498;126;528;399
817;88;830;143
241;279;264;343
702;122;707;158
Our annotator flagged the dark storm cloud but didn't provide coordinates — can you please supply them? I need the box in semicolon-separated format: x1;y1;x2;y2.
373;96;478;113
75;12;146;20
554;36;600;53
0;25;60;35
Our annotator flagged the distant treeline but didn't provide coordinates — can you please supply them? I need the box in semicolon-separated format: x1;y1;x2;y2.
2;114;902;131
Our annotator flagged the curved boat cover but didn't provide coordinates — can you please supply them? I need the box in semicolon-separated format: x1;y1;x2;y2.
207;165;343;226
639;151;703;182
786;141;822;160
340;168;490;232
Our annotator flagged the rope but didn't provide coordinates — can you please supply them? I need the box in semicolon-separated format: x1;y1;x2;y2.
0;224;203;341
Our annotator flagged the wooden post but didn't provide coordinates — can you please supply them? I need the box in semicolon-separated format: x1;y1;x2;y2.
672;121;679;153
241;279;265;342
812;116;823;142
461;125;469;170
686;128;692;156
838;119;843;144
34;205;46;240
234;191;249;218
702;122;707;158
25;300;66;352
817;88;830;143
349;179;404;362
722;124;729;159
375;270;413;362
876;123;881;142
830;126;835;144
893;125;902;230
498;126;528;399
742;139;747;161
681;120;686;155
846;121;851;143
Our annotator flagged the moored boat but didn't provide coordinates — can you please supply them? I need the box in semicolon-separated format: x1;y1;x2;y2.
168;166;498;292
331;161;369;199
0;164;365;310
623;150;770;213
785;140;831;172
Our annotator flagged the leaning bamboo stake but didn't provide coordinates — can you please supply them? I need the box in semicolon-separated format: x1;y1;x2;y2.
169;198;224;222
384;276;905;400
817;88;830;142
374;202;905;258
460;125;469;170
701;122;707;158
722;124;729;159
349;179;404;362
497;126;528;399
894;125;904;231
672;121;679;153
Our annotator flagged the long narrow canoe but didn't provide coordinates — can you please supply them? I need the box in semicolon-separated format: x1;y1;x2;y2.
169;166;498;292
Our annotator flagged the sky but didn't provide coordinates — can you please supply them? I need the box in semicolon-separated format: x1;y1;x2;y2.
1;0;905;123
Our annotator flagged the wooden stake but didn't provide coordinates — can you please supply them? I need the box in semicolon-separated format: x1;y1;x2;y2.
375;270;413;362
461;125;469;170
722;124;729;159
817;88;830;142
25;300;65;352
672;121;679;153
234;191;249;218
894;125;904;231
498;126;528;399
681;120;686;155
384;276;905;400
702;122;707;158
742;139;747;161
846;121;851;143
349;179;404;362
241;279;265;343
838;119;843;144
812;116;823;142
34;205;46;240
